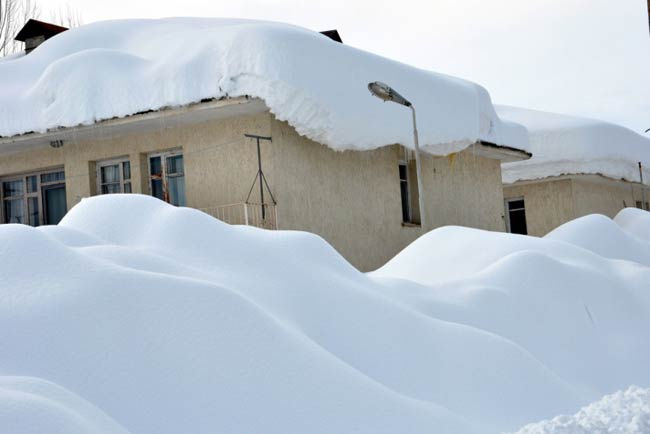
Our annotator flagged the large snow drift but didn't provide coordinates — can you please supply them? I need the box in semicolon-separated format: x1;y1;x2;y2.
0;18;527;155
1;195;649;434
497;105;650;184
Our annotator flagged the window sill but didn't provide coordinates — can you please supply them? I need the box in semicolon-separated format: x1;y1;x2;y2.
401;222;421;228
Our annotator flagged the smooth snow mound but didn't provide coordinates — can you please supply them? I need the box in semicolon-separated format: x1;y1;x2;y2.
0;18;527;155
615;208;650;244
510;386;650;434
0;377;132;434
497;105;650;184
1;195;650;434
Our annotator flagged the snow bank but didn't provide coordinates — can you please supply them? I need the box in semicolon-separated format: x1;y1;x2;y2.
0;377;132;434
1;195;650;434
0;18;527;155
510;386;650;434
615;207;650;244
497;105;650;184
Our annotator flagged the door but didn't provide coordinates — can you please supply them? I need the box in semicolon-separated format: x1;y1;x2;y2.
42;184;67;225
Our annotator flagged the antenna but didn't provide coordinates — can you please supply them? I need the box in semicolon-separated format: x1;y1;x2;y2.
244;134;276;220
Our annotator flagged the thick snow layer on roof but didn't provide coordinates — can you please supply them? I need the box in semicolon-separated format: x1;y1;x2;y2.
0;18;527;155
1;194;650;433
510;386;650;434
497;105;650;184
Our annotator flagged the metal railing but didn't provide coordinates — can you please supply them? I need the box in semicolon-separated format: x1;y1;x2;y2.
200;202;277;230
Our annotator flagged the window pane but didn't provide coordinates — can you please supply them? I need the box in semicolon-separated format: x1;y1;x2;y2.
400;180;410;222
101;183;122;194
101;165;120;184
150;156;162;176
28;197;39;226
151;179;164;200
41;171;65;183
168;176;186;206
26;176;38;193
509;209;528;235
2;180;24;198
43;186;67;225
123;161;131;180
4;199;24;224
124;182;132;193
508;200;525;210
167;155;184;175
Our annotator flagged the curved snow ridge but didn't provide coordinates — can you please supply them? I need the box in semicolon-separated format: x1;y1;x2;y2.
497;105;650;184
615;207;650;243
0;18;528;154
2;195;650;434
509;386;650;434
547;214;650;266
0;376;133;434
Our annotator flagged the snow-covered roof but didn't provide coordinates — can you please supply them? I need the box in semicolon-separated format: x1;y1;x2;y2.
497;106;650;185
0;18;528;156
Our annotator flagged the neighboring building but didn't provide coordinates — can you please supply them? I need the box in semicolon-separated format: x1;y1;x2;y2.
0;19;529;271
14;19;68;53
497;106;650;237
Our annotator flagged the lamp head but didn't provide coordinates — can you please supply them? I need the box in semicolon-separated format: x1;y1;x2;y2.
368;81;412;107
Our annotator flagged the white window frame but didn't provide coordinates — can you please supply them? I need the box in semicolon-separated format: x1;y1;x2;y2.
505;197;526;233
96;157;132;195
147;149;184;205
0;168;66;226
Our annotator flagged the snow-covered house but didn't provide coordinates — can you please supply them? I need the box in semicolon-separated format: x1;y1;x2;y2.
497;106;650;236
0;19;529;270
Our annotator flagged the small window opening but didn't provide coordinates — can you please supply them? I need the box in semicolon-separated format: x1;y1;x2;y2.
506;198;528;235
398;147;421;225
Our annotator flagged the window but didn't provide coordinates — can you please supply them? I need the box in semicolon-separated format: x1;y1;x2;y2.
506;198;528;235
398;147;421;225
635;201;649;211
399;162;411;222
97;159;132;194
148;151;185;206
1;169;67;226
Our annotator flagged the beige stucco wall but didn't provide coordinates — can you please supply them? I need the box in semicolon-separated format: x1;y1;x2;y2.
271;119;508;271
504;175;649;237
0;107;510;271
571;175;645;217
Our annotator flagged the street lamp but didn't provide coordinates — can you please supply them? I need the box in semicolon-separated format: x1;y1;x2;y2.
368;81;426;228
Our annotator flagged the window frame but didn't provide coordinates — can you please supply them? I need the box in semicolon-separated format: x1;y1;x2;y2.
505;197;528;234
96;157;132;195
147;149;185;206
0;168;66;226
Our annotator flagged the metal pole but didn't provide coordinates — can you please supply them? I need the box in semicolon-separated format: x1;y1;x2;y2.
410;106;427;229
257;138;265;219
245;134;272;219
640;162;646;210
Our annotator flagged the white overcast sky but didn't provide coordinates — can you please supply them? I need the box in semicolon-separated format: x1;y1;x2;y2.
44;0;650;134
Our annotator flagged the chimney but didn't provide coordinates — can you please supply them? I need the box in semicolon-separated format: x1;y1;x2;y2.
320;29;343;43
14;19;68;53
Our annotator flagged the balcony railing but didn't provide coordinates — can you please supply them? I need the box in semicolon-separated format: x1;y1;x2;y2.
200;202;277;230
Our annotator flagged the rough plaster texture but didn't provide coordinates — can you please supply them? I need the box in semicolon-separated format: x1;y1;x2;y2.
0;109;508;271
